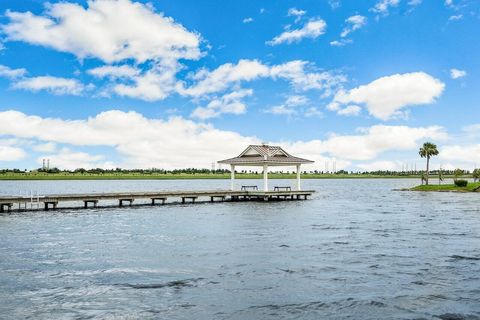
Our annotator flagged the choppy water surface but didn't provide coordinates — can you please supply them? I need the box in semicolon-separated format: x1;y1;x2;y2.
1;179;480;320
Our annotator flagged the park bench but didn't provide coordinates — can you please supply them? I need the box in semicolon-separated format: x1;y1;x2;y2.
241;185;258;190
274;186;291;191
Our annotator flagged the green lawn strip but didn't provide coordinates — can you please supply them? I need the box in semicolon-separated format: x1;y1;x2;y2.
0;173;468;181
410;182;480;192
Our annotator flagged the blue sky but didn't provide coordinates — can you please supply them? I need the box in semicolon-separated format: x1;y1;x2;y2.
0;0;478;171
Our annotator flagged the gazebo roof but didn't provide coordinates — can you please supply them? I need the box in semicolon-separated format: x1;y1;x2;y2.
218;144;314;166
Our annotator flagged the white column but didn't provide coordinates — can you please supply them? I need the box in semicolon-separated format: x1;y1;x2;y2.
263;164;268;191
230;164;235;191
296;164;301;191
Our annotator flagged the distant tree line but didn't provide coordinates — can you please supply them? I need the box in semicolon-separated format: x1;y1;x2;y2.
0;167;475;175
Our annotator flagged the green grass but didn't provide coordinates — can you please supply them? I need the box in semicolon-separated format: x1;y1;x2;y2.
0;172;466;181
410;182;480;192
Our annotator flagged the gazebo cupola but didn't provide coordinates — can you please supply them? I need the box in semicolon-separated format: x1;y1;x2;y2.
218;144;314;191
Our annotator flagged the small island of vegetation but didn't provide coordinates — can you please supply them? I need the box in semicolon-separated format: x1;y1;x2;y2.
406;142;480;192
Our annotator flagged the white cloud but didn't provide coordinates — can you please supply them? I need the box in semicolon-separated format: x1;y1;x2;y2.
2;0;201;64
0;110;448;170
242;17;254;23
440;144;480;169
450;68;466;79
88;65;140;79
37;148;115;170
269;60;346;94
341;15;367;38
33;142;57;153
12;76;87;95
299;125;446;161
180;59;269;97
445;0;453;7
287;8;306;23
448;14;463;21
330;72;445;120
304;107;323;118
329;0;341;9
330;39;352;47
266;18;327;46
370;0;400;15
408;0;422;6
337;105;361;116
180;59;345;98
288;8;306;17
0;110;259;169
285;95;309;106
265;105;297;116
112;62;178;101
0;64;27;78
0;140;26;161
264;95;309;116
191;89;252;119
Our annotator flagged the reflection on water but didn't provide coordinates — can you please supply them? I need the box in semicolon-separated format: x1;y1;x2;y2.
1;179;480;319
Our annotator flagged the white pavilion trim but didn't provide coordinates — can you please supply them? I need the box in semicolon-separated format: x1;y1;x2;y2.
218;144;314;191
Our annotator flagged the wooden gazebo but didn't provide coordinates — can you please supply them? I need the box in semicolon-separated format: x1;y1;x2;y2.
218;144;314;191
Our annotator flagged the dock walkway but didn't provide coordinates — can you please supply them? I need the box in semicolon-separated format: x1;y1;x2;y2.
0;190;315;212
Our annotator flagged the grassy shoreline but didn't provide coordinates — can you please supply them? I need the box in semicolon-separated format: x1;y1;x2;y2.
409;182;480;192
0;173;467;181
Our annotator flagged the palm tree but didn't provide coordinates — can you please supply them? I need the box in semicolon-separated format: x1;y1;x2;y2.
418;142;439;185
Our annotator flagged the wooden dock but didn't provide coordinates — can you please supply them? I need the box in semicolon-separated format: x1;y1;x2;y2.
0;190;315;212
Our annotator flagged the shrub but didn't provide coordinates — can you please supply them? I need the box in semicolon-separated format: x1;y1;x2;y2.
454;179;468;187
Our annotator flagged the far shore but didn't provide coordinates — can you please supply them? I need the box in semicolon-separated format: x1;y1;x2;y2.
0;172;470;181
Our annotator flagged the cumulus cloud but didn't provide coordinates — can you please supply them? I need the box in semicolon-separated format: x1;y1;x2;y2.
88;65;140;79
2;0;201;64
264;95;309;116
180;60;269;97
266;18;327;45
0;110;259;169
180;59;345;98
242;17;254;23
330;72;445;120
112;62;179;101
306;125;447;161
12;76;87;95
370;0;400;15
0;110;447;170
0;64;27;79
288;8;306;17
287;8;306;23
450;68;466;79
341;15;367;38
191;89;252;119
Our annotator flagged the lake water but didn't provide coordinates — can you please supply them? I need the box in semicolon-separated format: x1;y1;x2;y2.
1;179;479;320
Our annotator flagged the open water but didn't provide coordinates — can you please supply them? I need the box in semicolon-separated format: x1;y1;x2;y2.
0;179;479;319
